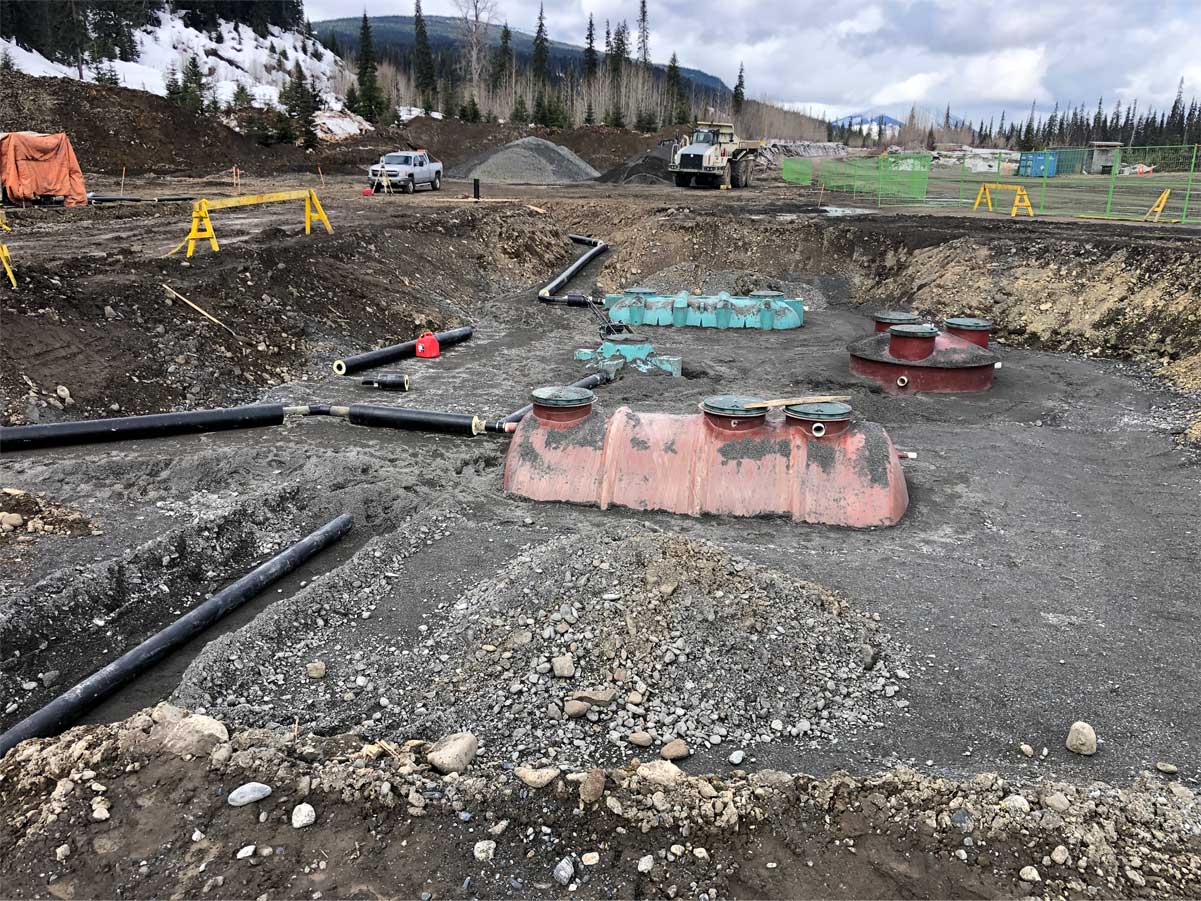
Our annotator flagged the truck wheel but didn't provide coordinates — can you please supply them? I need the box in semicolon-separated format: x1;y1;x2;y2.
674;173;691;188
730;161;744;188
404;177;415;194
721;163;732;188
743;159;754;187
432;172;441;191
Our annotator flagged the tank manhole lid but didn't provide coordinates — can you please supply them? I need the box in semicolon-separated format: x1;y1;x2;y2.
702;394;767;416
749;290;784;297
784;401;853;420
623;286;656;296
945;316;993;330
874;309;922;323
888;323;939;338
531;385;596;407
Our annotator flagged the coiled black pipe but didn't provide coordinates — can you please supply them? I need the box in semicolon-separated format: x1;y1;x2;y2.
501;371;612;425
333;325;474;376
337;404;514;436
0;513;353;759
0;404;287;453
539;234;608;299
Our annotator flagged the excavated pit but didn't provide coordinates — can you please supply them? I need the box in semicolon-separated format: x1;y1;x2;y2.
2;177;1199;898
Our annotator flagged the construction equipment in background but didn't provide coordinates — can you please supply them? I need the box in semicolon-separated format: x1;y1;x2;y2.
0;132;88;207
167;189;332;257
668;122;762;189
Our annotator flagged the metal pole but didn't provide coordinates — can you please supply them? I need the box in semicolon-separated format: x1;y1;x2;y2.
876;155;883;208
1039;151;1049;213
1104;146;1121;216
958;156;965;206
1182;144;1198;223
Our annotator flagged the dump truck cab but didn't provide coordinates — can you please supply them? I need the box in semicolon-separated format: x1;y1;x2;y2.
669;121;759;188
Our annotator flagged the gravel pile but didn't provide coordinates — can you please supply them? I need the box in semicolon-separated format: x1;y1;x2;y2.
450;136;600;184
405;528;905;765
598;143;672;185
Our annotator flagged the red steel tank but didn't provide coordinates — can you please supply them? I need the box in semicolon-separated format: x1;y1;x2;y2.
503;390;909;528
848;322;999;394
943;316;993;347
872;310;923;333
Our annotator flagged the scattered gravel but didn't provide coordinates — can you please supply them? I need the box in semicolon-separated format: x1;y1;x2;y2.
388;527;906;767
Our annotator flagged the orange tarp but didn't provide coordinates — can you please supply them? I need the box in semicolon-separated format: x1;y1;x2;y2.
0;132;87;207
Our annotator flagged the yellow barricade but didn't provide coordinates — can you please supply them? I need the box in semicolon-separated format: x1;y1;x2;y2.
972;183;1034;218
167;189;332;257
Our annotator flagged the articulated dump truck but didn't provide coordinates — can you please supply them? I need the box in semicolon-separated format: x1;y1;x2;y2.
668;121;761;188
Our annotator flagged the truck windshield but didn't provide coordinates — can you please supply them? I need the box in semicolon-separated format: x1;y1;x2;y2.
383;154;413;166
690;131;717;145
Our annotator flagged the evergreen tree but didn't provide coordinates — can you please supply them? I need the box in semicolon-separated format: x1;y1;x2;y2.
637;0;650;65
466;96;481;123
354;12;385;122
282;60;318;149
531;4;549;85
1019;101;1037;151
345;83;360;115
93;61;120;86
583;14;597;81
512;94;529;123
1167;77;1187;143
414;0;437;111
175;55;207;112
490;22;512;92
230;82;253;110
733;63;745;115
925;126;936;150
584;100;595;126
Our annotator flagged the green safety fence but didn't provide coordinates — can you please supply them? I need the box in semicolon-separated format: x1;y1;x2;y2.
811;153;932;204
796;144;1200;223
780;158;813;185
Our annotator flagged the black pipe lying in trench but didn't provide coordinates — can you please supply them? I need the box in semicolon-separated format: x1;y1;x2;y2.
337;404;514;435
501;371;613;425
0;404;289;453
539;234;609;299
0;513;354;759
332;325;475;376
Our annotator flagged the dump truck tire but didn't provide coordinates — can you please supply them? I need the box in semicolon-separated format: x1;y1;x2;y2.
731;160;745;188
744;159;753;187
674;173;691;188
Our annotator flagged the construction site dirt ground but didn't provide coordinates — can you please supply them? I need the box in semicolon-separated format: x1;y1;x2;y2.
1;173;1199;899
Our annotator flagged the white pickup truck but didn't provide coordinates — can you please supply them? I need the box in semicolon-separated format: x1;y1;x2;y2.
368;150;443;194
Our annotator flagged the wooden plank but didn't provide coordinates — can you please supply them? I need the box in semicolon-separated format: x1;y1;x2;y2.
744;395;851;409
203;189;311;211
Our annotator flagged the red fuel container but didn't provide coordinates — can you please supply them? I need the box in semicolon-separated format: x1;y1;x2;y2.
415;331;441;358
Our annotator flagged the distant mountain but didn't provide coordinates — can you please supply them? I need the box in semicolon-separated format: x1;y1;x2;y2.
313;15;729;94
833;112;904;129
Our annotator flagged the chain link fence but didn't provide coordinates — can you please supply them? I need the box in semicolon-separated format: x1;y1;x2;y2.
782;144;1200;223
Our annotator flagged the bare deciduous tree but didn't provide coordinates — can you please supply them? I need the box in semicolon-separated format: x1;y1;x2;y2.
454;0;498;102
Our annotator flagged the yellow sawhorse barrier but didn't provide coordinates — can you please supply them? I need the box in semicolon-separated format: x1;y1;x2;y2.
167;189;332;257
972;182;1034;217
0;209;10;231
1;243;15;288
1144;189;1171;222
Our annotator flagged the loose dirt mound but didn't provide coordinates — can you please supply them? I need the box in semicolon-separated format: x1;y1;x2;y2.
450;136;600;184
2;707;1198;899
0;71;298;177
173;528;906;767
1;203;568;425
598;143;673;185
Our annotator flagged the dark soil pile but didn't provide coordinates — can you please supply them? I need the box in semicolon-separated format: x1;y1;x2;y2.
0;202;568;424
598;143;673;185
0;72;299;177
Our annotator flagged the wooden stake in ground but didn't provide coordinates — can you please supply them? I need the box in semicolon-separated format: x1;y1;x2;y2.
744;394;851;409
161;283;240;340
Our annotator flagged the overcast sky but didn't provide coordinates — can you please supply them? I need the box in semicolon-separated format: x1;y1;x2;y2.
304;0;1201;124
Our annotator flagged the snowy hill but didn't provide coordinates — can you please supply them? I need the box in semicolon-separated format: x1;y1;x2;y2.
0;11;371;141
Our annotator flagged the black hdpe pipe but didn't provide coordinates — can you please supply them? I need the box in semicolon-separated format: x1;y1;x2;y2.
0;513;353;759
539;234;608;299
501;370;612;425
332;325;475;376
336;404;514;435
0;404;299;453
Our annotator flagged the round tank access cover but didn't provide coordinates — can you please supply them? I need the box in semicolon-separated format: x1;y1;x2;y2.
702;394;767;417
749;290;784;298
874;310;922;324
945;316;993;330
531;385;596;407
624;286;656;296
784;401;853;421
888;323;940;338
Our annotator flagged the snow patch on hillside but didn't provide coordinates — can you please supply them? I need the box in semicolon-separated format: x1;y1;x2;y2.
0;11;373;141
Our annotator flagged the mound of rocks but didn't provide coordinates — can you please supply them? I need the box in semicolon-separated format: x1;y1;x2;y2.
403;528;905;765
598;143;673;185
450;136;600;184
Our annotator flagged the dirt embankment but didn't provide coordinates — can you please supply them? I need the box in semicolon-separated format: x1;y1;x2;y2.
1;706;1197;899
551;203;1201;396
0;202;569;425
